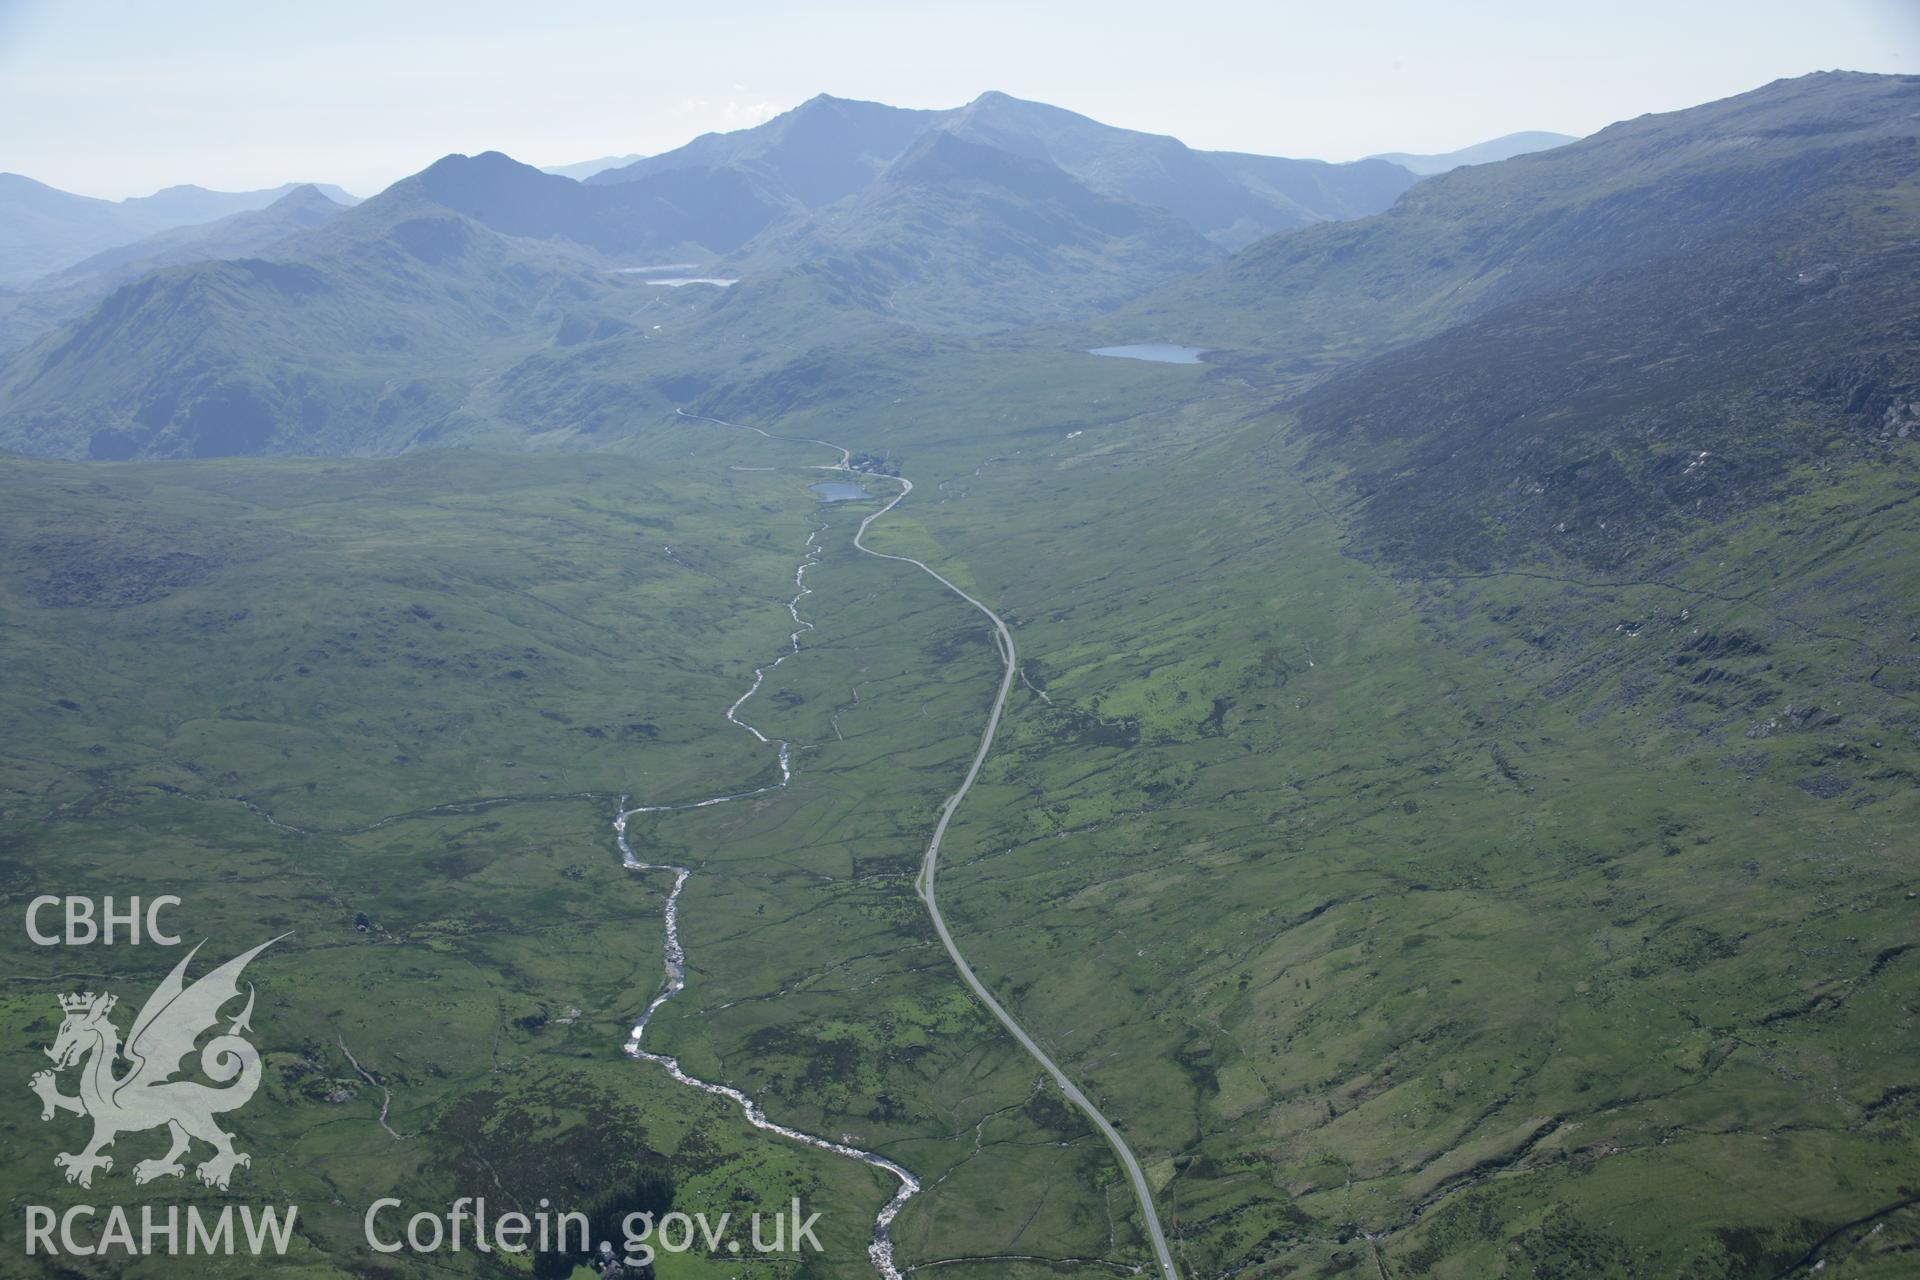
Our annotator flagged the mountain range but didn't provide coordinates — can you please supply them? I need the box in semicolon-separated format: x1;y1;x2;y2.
30;184;348;294
541;150;648;181
0;184;348;355
2;67;1917;1280
1117;71;1915;368
0;91;1426;457
0;75;1910;468
1367;128;1577;173
592;91;1416;249
0;174;356;287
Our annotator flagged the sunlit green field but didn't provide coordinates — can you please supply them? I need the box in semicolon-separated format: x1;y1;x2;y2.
0;442;1109;1279
1;347;1915;1279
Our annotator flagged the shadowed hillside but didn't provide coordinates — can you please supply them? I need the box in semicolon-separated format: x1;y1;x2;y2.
1119;72;1920;380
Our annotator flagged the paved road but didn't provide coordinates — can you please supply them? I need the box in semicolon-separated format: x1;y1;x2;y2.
676;409;1181;1280
851;475;1182;1280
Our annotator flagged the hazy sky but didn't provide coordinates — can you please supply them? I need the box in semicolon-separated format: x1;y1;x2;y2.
1;0;1912;199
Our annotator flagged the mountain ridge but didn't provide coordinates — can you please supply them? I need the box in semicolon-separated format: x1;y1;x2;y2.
0;175;357;285
1112;71;1920;378
1367;128;1578;174
590;90;1420;247
30;185;346;292
722;128;1224;330
1;73;1912;462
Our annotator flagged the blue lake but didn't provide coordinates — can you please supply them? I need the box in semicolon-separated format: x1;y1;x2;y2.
809;481;871;502
612;266;740;286
1087;343;1209;364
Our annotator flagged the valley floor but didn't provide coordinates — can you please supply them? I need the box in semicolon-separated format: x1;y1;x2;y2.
1;372;1916;1279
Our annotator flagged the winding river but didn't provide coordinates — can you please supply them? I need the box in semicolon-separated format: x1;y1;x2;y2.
614;524;920;1278
614;409;1181;1280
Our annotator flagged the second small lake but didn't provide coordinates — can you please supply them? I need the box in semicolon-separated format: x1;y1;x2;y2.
809;481;871;502
1087;343;1209;364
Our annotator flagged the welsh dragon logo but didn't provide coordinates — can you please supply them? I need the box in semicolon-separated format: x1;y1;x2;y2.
30;936;284;1190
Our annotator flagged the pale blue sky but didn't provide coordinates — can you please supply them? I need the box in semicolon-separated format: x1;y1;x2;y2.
0;0;1912;199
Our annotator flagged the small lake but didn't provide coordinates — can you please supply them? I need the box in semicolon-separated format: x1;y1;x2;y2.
1087;343;1209;364
809;481;871;503
611;266;740;286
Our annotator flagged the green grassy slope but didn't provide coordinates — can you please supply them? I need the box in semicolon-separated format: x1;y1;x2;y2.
748;321;1919;1274
0;68;1915;1280
725;131;1224;333
1110;73;1920;382
6;323;1914;1278
1288;152;1920;576
0;444;1159;1277
0;197;655;460
689;92;1920;1265
0;187;347;357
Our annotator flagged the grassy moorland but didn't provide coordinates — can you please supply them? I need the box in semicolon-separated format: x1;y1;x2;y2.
0;71;1915;1280
0;446;1146;1278
2;309;1914;1278
747;308;1919;1276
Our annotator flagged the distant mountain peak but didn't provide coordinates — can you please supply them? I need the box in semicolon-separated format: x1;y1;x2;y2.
421;149;536;176
786;91;912;120
403;151;561;211
879;128;1081;199
1368;130;1579;175
0;175;359;286
889;127;996;173
541;152;648;181
272;183;343;210
576;89;1417;249
949;91;1129;136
